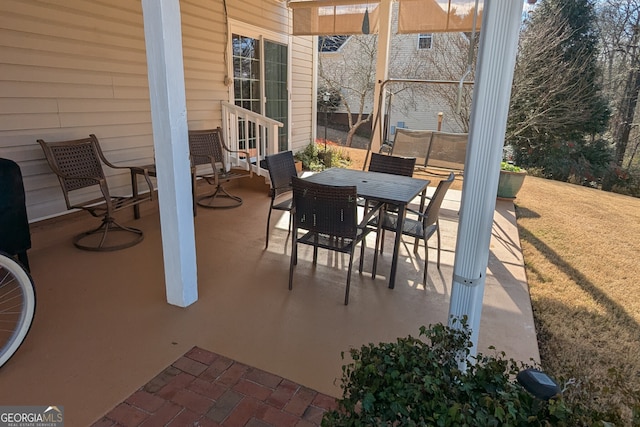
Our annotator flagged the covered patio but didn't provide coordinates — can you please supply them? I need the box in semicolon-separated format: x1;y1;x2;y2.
0;171;538;425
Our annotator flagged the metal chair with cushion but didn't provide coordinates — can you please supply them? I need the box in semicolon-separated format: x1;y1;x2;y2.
264;150;298;249
372;172;455;285
37;135;154;251
289;177;380;305
188;128;253;209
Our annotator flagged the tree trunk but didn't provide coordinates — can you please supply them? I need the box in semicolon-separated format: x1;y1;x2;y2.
613;25;640;166
613;65;640;166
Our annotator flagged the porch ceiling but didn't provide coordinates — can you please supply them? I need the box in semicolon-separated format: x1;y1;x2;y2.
0;177;538;425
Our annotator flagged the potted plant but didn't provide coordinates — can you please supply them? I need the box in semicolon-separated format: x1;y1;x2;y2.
497;161;526;200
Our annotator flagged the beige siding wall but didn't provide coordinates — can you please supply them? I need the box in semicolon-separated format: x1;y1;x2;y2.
0;0;314;221
290;35;315;151
0;0;152;221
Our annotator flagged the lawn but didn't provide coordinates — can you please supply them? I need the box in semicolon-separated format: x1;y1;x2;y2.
515;176;640;423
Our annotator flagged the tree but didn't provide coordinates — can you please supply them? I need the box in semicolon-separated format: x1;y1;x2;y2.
318;35;377;147
506;0;611;183
597;0;640;168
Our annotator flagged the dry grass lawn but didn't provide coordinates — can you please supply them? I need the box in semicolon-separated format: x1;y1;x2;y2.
515;176;640;422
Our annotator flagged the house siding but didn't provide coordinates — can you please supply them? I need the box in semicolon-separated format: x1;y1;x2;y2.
0;0;314;221
291;35;315;151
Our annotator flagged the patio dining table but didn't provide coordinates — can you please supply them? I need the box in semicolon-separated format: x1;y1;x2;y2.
303;168;430;289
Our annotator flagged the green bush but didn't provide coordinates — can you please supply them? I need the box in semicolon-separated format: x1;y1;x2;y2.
322;319;616;426
294;141;351;171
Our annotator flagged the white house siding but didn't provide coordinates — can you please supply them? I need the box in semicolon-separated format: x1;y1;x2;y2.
290;35;315;151
387;30;469;134
0;0;314;222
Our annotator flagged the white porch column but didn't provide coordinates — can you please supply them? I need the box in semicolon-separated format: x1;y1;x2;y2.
142;0;198;307
370;0;393;153
447;0;524;354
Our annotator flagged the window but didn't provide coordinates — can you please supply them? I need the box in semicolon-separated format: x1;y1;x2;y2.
230;23;290;152
417;33;433;50
318;35;350;52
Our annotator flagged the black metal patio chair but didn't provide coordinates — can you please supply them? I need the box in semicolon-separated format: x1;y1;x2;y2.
289;177;380;305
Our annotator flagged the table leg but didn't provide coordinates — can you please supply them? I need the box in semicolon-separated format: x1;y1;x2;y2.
388;204;406;289
131;170;141;219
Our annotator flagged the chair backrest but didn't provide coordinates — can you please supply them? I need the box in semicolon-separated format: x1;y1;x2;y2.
37;135;108;208
368;152;416;177
188;128;228;170
427;132;468;173
291;176;358;239
390;128;433;167
264;151;297;198
423;172;455;227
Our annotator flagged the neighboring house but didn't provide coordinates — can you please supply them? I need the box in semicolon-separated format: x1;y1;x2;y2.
0;0;316;222
319;3;473;140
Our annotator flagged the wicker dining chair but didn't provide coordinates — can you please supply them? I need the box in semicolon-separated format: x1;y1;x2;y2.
188;128;253;209
372;172;455;285
367;152;416;176
264;151;298;249
289;177;379;305
365;152;418;242
37;135;154;251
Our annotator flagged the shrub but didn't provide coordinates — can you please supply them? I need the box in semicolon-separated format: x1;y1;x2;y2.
510;138;612;186
602;164;640;197
294;141;351;171
322;319;615;426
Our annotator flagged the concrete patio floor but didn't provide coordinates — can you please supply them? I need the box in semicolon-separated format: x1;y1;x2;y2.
0;175;539;426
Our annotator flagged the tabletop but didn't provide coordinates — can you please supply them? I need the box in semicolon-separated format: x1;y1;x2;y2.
303;168;429;205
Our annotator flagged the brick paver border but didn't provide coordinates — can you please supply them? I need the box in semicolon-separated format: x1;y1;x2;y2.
92;347;338;427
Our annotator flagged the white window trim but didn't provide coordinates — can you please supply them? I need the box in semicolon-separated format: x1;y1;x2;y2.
417;33;433;50
227;19;292;149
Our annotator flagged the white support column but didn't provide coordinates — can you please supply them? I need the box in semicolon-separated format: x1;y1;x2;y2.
142;0;198;307
369;0;393;153
447;0;524;355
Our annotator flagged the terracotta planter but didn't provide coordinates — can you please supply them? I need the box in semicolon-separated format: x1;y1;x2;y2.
497;169;526;200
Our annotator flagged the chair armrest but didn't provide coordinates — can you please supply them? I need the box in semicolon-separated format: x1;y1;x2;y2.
129;166;154;201
405;207;425;219
225;148;253;175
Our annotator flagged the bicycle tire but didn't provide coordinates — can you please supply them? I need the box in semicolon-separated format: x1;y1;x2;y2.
0;252;36;368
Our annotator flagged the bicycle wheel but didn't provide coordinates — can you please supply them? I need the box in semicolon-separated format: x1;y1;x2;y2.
0;253;36;368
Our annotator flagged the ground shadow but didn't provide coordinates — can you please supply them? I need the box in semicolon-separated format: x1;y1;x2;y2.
519;224;640;334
